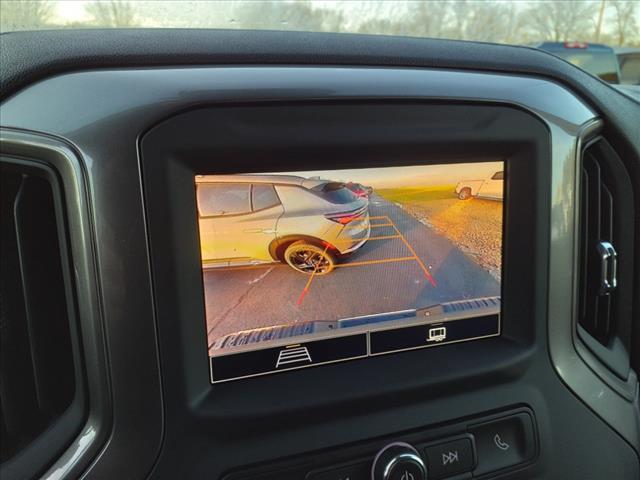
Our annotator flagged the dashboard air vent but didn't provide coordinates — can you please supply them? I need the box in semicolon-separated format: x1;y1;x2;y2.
577;138;635;378
578;148;616;343
0;164;76;464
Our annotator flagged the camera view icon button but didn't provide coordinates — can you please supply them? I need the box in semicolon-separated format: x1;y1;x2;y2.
427;326;447;342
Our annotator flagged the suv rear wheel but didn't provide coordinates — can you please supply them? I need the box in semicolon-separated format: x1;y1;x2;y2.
283;241;336;275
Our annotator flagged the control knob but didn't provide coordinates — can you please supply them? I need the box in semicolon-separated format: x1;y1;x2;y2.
371;442;427;480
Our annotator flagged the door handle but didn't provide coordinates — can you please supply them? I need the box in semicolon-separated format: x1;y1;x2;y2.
596;241;617;295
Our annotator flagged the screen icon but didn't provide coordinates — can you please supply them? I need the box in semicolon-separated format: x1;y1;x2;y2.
400;470;415;480
427;326;447;342
275;345;312;368
442;450;459;465
493;434;510;451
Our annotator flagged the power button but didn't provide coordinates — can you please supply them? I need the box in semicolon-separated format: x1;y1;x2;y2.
371;442;427;480
468;412;536;476
389;462;423;480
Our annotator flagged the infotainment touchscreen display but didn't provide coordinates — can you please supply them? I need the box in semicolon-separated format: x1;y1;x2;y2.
197;162;504;383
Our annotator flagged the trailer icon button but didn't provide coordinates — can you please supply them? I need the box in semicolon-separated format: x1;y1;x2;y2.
428;326;447;342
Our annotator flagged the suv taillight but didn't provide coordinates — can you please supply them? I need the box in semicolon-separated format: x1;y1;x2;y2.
564;41;588;49
325;211;363;225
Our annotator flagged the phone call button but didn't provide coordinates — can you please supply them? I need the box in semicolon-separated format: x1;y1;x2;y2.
469;412;536;476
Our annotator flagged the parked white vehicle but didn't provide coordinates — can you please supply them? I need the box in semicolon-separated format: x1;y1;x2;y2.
455;171;504;200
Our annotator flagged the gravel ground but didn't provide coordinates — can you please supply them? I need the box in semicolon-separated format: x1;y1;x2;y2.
378;190;503;280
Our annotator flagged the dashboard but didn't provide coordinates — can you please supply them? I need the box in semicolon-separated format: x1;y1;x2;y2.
0;29;639;480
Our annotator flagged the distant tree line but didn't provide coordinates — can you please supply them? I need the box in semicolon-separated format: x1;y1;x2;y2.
1;0;638;47
353;0;639;46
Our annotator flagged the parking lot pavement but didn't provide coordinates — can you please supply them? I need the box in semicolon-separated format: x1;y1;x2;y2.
203;194;500;348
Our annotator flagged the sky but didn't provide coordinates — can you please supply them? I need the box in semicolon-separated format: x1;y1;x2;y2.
55;1;90;22
53;0;404;25
268;161;504;188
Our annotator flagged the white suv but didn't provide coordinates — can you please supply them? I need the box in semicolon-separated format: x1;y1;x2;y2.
455;171;504;200
196;175;370;274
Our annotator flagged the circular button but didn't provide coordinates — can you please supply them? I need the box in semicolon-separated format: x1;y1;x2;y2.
388;460;424;480
371;442;427;480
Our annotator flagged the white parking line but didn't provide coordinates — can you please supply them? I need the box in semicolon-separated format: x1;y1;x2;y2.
248;266;274;285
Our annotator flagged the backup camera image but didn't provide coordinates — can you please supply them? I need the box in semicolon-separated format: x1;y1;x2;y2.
197;161;503;382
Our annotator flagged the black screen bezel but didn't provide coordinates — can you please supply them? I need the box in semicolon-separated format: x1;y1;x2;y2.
139;101;547;460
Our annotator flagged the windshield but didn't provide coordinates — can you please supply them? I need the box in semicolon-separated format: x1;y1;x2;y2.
619;52;640;84
549;50;620;82
1;1;639;81
312;182;358;204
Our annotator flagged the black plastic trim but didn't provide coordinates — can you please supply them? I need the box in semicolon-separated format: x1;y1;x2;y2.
140;102;549;478
221;406;538;479
1;29;637;157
